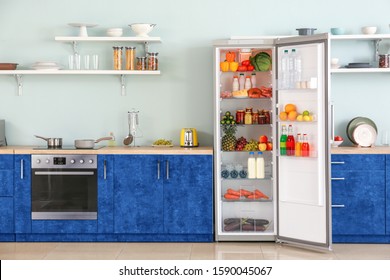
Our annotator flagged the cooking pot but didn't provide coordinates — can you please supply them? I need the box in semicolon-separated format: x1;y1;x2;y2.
35;135;62;148
74;136;113;149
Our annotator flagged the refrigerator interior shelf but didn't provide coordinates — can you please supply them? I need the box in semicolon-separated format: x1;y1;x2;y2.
222;198;272;202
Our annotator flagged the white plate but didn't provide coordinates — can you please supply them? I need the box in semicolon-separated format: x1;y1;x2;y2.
352;124;377;147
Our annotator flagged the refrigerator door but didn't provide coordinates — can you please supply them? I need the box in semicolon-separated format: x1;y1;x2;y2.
275;34;331;250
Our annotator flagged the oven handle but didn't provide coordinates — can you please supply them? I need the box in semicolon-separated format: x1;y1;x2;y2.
34;171;95;176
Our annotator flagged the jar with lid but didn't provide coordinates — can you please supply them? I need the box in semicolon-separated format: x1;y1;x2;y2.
236;110;245;124
252;111;259;124
147;52;159;70
125;46;136;70
379;54;389;68
136;57;147;70
244;110;253;125
113;46;123;70
264;110;271;124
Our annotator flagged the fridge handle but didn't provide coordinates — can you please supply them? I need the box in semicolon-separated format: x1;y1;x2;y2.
330;102;334;141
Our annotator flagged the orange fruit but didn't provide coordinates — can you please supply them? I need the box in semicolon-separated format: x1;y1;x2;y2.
279;111;288;121
285;104;296;113
288;110;298;121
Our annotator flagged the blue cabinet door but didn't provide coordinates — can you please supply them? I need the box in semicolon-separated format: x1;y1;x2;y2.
98;155;114;233
332;170;385;235
0;154;14;196
0;197;13;233
113;155;163;233
163;155;213;234
14;155;31;233
386;156;390;235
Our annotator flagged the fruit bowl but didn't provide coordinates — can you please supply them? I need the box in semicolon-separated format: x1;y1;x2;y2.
331;140;343;147
129;23;156;37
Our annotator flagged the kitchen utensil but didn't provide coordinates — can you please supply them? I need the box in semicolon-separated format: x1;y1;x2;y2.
129;23;156;37
128;109;142;146
331;140;343;147
296;28;317;35
330;27;345;35
362;26;377;35
35;135;63;148
68;23;98;37
74;136;113;149
123;112;134;145
0;63;18;70
352;124;377;147
346;117;377;145
180;128;199;147
107;28;123;37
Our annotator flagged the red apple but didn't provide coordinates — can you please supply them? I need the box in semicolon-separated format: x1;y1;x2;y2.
334;136;343;141
259;135;268;143
266;142;273;151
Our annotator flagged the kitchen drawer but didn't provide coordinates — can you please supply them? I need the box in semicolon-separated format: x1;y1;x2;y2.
331;154;385;171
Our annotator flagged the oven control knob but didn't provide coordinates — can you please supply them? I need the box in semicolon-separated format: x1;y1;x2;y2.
79;159;84;164
45;159;50;164
89;159;94;164
36;159;41;164
70;159;75;164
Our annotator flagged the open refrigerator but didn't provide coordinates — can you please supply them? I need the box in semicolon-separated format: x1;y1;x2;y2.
213;34;332;250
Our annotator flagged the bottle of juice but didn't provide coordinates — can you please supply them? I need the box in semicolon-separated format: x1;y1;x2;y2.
256;151;265;179
295;133;302;157
301;133;310;157
286;125;295;156
280;125;287;155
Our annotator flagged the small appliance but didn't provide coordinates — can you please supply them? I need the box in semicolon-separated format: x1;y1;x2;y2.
0;120;6;146
180;128;199;147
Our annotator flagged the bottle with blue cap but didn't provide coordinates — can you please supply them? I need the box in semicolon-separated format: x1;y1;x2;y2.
256;151;265;179
247;151;256;179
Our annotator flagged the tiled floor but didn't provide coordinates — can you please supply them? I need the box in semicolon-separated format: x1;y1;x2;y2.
1;242;390;260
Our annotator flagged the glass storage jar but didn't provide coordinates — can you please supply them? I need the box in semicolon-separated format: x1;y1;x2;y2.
125;46;136;70
136;57;147;70
113;46;123;70
147;52;159;70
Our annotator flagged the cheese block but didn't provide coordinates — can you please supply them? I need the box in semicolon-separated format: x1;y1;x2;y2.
232;89;248;98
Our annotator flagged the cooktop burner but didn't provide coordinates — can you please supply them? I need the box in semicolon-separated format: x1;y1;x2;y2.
33;146;105;150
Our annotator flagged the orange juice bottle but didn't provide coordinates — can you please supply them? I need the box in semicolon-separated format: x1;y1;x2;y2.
295;133;302;157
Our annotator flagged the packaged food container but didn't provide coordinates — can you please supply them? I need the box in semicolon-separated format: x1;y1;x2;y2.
113;46;123;70
379;54;389;68
125;47;136;70
147;52;159;70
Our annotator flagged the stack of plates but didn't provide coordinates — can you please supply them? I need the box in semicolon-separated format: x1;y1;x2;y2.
345;62;371;68
31;62;62;70
346;117;377;147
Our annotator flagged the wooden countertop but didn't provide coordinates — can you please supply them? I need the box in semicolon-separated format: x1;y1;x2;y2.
0;146;213;155
331;146;390;154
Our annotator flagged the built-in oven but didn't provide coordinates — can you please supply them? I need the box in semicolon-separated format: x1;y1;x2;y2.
31;154;97;220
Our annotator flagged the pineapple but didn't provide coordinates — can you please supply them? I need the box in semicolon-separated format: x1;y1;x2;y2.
221;124;237;151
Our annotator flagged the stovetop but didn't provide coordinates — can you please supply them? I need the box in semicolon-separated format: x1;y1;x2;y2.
33;146;105;150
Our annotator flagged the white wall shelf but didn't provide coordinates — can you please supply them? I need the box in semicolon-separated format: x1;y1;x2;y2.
331;68;390;73
0;70;160;75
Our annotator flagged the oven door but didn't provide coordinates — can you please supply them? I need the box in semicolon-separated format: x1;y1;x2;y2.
31;168;97;220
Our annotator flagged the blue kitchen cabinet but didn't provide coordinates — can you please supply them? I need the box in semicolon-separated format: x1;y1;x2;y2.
14;154;32;235
386;155;390;235
0;154;14;240
331;154;387;242
97;155;114;233
113;155;164;234
112;154;213;241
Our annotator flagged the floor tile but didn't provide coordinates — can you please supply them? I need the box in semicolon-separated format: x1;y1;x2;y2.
332;244;390;260
261;242;338;260
190;243;217;260
0;242;59;260
213;242;263;260
116;242;192;260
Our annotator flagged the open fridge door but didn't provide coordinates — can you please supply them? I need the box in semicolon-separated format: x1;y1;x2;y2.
275;34;332;250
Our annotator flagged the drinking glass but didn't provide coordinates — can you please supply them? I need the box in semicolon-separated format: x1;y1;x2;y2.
381;130;389;146
74;54;81;70
92;54;99;70
84;54;90;70
68;55;74;70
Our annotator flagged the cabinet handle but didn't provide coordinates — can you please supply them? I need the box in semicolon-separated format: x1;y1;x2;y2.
103;160;107;180
331;177;345;181
157;160;161;180
20;159;24;179
331;161;345;165
166;160;170;180
332;204;345;208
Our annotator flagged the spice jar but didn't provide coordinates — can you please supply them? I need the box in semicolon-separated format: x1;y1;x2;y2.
236;110;245;124
147;52;159;70
113;46;123;70
379;54;389;68
125;47;136;70
136;57;146;70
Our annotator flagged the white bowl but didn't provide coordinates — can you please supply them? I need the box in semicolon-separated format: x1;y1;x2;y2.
331;58;339;65
107;28;123;37
331;140;343;147
129;23;156;37
361;26;377;35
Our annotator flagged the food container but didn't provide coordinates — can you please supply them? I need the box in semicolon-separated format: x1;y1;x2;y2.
125;47;136;70
113;46;123;70
136;57;146;70
379;54;389;68
147;52;159;70
0;63;18;70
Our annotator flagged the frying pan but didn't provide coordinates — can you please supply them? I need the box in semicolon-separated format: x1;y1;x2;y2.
35;135;63;148
74;136;113;149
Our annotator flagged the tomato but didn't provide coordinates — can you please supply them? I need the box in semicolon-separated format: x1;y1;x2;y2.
247;65;255;71
334;136;343;141
237;65;247;71
241;60;251;66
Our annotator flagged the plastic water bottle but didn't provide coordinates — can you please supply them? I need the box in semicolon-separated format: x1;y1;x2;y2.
291;49;302;88
280;50;290;89
256;151;265;179
244;76;252;89
247;152;256;179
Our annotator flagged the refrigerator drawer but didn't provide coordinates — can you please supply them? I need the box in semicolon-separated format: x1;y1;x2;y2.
331;154;385;171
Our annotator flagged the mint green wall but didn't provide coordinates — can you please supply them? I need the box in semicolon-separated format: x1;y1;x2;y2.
1;0;389;146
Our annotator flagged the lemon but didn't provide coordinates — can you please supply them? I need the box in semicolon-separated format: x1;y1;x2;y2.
296;115;303;122
302;110;310;116
303;115;311;122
